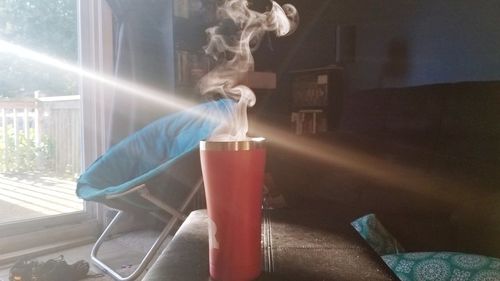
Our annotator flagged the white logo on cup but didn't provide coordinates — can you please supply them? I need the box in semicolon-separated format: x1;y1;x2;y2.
208;218;220;249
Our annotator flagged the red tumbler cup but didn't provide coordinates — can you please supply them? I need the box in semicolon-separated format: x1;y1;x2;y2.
200;138;266;281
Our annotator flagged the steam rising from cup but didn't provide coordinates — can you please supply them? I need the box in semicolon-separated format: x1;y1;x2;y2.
199;0;299;141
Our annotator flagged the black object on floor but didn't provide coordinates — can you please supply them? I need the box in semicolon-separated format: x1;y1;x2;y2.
9;255;90;281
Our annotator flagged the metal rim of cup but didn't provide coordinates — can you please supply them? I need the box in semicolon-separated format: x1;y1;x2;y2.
200;137;265;151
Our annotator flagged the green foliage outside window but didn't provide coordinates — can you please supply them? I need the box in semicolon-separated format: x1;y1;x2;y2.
0;0;78;97
0;126;54;173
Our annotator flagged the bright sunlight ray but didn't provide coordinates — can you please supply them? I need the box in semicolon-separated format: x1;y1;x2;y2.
0;39;482;212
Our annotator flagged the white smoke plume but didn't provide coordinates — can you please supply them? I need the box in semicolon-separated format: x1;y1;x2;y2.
199;0;299;141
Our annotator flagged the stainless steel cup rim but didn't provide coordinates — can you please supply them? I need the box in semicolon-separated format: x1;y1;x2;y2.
200;137;265;151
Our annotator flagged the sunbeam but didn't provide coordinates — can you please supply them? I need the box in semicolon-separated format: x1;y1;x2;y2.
0;39;195;112
0;38;483;211
252;122;488;209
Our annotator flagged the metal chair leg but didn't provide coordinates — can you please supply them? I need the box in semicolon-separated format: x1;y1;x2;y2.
91;178;205;281
90;210;177;281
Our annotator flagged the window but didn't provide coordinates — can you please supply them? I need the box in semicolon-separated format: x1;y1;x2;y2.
0;0;113;259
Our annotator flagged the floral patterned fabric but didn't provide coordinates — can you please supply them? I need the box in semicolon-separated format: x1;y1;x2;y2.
351;213;405;255
382;252;500;281
351;214;500;280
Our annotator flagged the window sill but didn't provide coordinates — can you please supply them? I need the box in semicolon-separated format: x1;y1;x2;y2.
0;219;99;266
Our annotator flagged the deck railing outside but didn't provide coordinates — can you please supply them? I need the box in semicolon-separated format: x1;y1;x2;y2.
0;94;81;177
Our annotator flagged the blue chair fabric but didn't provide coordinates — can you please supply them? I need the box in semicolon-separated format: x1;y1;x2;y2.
76;99;233;210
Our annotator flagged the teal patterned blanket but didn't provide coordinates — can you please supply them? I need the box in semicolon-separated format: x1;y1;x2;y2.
382;252;500;281
351;214;500;281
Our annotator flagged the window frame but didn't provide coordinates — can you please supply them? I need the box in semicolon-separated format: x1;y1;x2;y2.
78;0;115;226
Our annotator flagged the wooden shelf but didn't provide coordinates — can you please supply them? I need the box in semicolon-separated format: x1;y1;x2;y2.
290;66;345;134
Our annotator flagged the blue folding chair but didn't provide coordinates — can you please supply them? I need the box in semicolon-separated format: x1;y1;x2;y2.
76;99;233;281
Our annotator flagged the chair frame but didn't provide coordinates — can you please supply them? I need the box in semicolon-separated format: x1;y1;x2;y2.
90;178;204;281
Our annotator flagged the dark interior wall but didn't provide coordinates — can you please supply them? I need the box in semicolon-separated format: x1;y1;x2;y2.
260;0;500;92
351;0;500;90
254;0;336;73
